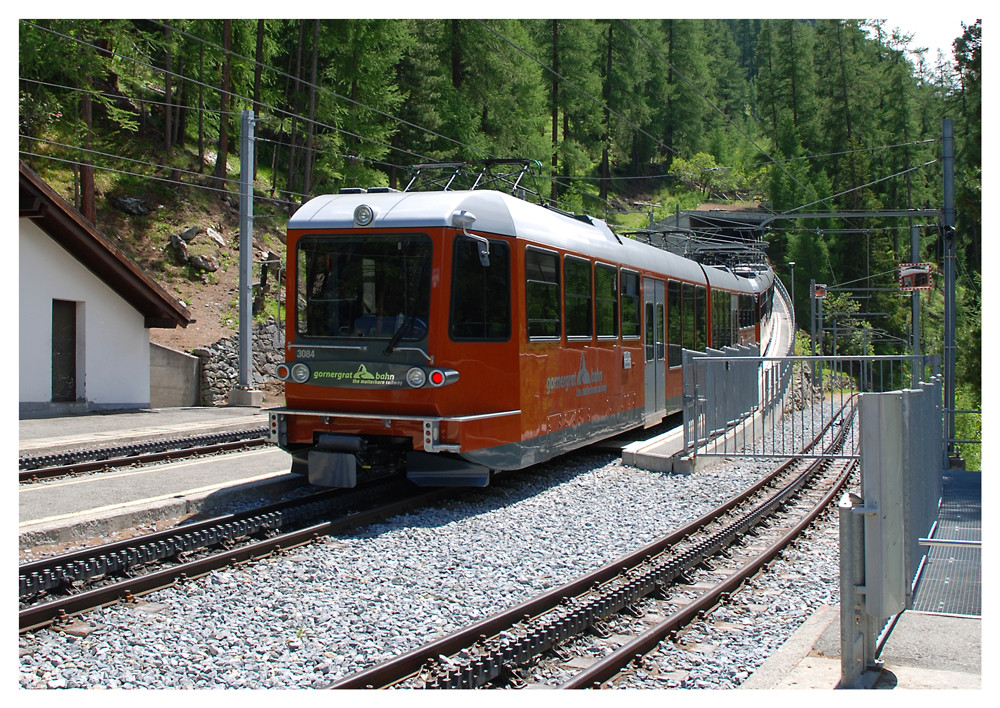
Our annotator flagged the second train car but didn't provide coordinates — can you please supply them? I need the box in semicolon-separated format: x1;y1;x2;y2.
269;186;773;487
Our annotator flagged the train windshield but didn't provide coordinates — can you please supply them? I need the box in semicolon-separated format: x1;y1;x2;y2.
296;234;432;341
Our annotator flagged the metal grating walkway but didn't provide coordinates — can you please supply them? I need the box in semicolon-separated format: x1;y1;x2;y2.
910;471;981;616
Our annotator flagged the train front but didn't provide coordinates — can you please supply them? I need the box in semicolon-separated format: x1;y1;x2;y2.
268;189;520;488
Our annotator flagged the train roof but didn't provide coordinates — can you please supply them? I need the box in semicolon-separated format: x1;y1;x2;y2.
290;190;775;289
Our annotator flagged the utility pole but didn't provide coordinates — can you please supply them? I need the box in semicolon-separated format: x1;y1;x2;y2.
788;261;796;331
910;220;921;382
231;109;263;407
942;118;957;458
810;278;816;356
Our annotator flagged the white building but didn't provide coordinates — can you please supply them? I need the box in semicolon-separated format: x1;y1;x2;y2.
19;161;192;417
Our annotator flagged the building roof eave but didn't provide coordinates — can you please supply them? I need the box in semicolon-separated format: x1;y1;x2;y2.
19;161;192;329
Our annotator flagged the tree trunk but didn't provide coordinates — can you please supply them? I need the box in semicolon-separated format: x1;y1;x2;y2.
550;20;559;203
253;19;264;179
301;20;320;200
163;23;173;153
79;91;96;224
213;19;232;191
599;23;613;202
197;28;205;173
286;20;305;198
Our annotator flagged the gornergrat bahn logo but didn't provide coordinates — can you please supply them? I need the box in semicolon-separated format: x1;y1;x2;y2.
312;363;402;388
546;354;606;397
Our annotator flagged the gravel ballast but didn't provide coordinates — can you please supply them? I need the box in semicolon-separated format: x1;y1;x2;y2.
19;409;846;690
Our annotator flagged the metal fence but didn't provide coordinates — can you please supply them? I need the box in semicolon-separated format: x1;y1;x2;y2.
839;381;946;688
682;352;942;461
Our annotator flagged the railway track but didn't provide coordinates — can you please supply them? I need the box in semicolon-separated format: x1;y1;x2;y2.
328;399;857;689
18;428;270;483
19;477;452;633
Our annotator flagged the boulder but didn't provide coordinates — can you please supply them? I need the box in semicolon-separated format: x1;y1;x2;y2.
189;254;220;272
111;196;151;216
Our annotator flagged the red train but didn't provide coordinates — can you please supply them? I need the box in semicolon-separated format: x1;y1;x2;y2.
269;177;773;487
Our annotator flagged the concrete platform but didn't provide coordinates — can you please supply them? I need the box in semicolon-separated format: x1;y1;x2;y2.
18;407;301;551
19;406;269;458
743;605;981;690
621;425;687;472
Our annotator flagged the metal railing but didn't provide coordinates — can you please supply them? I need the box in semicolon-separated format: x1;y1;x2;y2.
682;352;942;461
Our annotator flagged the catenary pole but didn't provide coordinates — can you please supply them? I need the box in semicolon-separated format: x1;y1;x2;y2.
942;118;957;457
238;110;255;392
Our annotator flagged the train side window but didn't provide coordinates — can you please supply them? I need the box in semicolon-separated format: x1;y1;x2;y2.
722;293;736;347
450;236;511;341
644;302;655;361
595;263;618;338
656;303;666;360
682;283;695;350
740;294;751;328
620;270;641;339
695;285;706;351
667;279;682;367
564;255;593;339
526;247;561;339
711;290;723;349
710;291;718;349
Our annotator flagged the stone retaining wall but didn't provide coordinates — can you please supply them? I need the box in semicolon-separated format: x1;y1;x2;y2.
193;320;285;406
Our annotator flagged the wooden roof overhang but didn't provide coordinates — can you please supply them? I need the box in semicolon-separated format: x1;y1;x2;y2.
19;161;192;329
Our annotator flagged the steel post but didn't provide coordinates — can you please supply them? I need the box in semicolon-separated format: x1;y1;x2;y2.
238;109;255;389
942;118;957;456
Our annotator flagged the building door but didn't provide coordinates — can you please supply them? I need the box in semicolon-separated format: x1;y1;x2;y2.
51;299;77;402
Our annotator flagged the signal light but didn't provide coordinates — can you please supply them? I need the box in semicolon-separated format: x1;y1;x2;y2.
429;370;446;387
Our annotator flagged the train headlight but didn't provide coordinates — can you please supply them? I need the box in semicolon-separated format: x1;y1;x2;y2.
353;204;375;226
406;367;426;388
290;363;311;383
275;363;291;381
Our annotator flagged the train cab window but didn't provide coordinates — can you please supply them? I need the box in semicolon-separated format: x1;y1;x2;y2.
667;279;682;367
695;285;707;351
450;236;511;340
620;270;641;339
296;234;431;340
564;255;593;339
526;247;561;339
595;263;619;338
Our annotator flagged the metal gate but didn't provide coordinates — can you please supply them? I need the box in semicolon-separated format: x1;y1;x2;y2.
682;352;942;461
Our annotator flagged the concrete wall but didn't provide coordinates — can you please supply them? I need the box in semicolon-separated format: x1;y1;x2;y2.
20;219;152;416
150;342;200;408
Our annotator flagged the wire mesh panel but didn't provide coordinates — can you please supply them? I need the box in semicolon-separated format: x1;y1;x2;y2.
682;353;941;460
